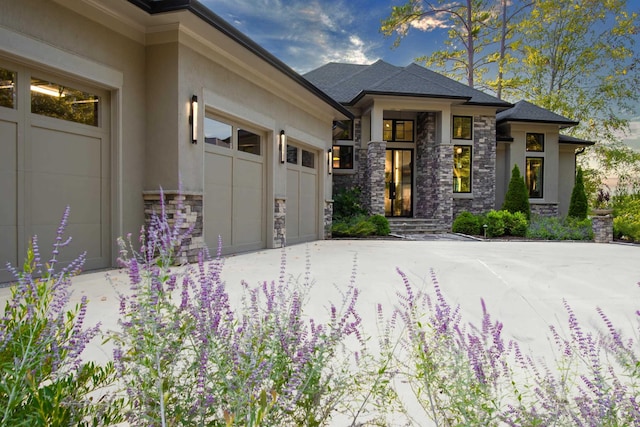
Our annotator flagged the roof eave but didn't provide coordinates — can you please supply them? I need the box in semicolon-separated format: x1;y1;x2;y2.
128;0;353;119
347;90;472;106
496;118;579;127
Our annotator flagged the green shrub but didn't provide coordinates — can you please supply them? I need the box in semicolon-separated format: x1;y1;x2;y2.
613;195;640;242
368;214;390;235
527;216;593;240
452;211;482;235
333;187;367;220
485;210;506;237
504;211;528;237
568;167;588;220
502;164;531;220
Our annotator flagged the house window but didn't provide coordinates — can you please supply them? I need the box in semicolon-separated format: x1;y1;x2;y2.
453;116;472;140
334;120;353;140
453;145;472;193
238;129;261;155
301;150;315;168
383;119;414;142
526;157;544;198
332;145;354;169
287;144;298;164
526;133;544;151
204;116;232;148
204;114;262;156
30;77;99;126
0;67;16;109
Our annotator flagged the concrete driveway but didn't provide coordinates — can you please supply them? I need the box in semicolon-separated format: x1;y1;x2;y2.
12;238;630;364
1;239;639;423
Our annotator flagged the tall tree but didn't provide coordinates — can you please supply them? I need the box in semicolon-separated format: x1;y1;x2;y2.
381;0;496;88
511;0;639;144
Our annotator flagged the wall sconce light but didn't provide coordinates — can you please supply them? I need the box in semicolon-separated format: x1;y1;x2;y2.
190;95;198;144
327;148;332;175
279;130;286;163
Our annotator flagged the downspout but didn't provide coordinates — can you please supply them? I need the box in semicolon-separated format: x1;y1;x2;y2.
575;147;586;176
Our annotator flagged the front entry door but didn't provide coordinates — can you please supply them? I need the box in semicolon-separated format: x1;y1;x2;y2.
385;149;413;217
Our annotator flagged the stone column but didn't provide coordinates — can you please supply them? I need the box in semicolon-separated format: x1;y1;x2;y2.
324;200;333;239
366;140;386;215
592;214;613;243
274;198;286;248
143;191;204;264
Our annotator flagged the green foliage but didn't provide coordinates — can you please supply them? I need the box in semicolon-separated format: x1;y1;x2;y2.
333;187;367;221
526;216;593;240
485;210;506;237
368;214;391;236
503;210;528;237
502;165;531;220
612;194;640;242
332;215;380;237
0;212;123;427
452;211;482;235
568;167;588;219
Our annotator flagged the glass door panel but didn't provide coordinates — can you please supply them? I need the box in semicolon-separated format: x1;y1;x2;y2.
384;149;413;217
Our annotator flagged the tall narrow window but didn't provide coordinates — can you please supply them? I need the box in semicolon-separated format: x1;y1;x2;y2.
0;68;16;109
453;116;472;140
526;157;544;198
453;145;472;193
383;119;414;142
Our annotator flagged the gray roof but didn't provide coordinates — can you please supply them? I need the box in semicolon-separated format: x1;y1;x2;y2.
304;60;512;107
559;134;595;146
496;100;578;127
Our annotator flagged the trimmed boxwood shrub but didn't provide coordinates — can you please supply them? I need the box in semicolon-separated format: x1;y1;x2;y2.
368;214;391;236
502;164;530;220
485;210;506;237
452;211;482;235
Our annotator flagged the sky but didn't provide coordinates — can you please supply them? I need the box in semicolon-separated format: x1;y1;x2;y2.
201;0;640;150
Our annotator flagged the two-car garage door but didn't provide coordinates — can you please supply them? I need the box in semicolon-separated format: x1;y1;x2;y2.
0;62;111;282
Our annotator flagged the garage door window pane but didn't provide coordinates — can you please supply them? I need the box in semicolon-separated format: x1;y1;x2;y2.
302;150;315;168
0;68;16;109
287;145;298;164
204;116;232;148
238;129;261;155
30;77;99;126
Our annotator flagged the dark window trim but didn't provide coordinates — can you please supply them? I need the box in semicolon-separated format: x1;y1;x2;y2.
526;132;545;152
332;144;354;169
453;145;473;193
383;118;414;142
526;156;544;199
452;115;473;140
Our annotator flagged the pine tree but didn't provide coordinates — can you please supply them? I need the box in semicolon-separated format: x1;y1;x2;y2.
568;167;588;219
502;164;530;219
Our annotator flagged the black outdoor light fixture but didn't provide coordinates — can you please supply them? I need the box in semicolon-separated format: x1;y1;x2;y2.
327;148;332;175
190;95;198;144
279;130;286;163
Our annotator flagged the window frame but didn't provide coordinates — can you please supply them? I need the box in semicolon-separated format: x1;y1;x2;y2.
453;115;473;140
383;119;414;142
332;145;354;170
334;120;353;140
204;112;263;157
526;133;545;152
453;144;473;193
526;157;544;199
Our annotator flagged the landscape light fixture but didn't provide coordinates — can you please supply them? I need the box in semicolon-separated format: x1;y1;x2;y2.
190;95;198;144
327;148;332;175
279;130;286;163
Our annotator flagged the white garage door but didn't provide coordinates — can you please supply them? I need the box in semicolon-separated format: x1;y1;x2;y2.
204;115;265;254
0;63;111;282
286;143;319;245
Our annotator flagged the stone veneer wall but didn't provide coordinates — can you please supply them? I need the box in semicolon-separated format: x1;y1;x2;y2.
324;201;333;239
274;198;286;248
530;203;559;217
143;191;204;264
452;115;497;219
414;112;453;228
365;140;386;215
592;215;613;243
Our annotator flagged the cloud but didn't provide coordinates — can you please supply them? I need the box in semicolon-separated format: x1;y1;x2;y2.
201;0;379;72
410;14;450;31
